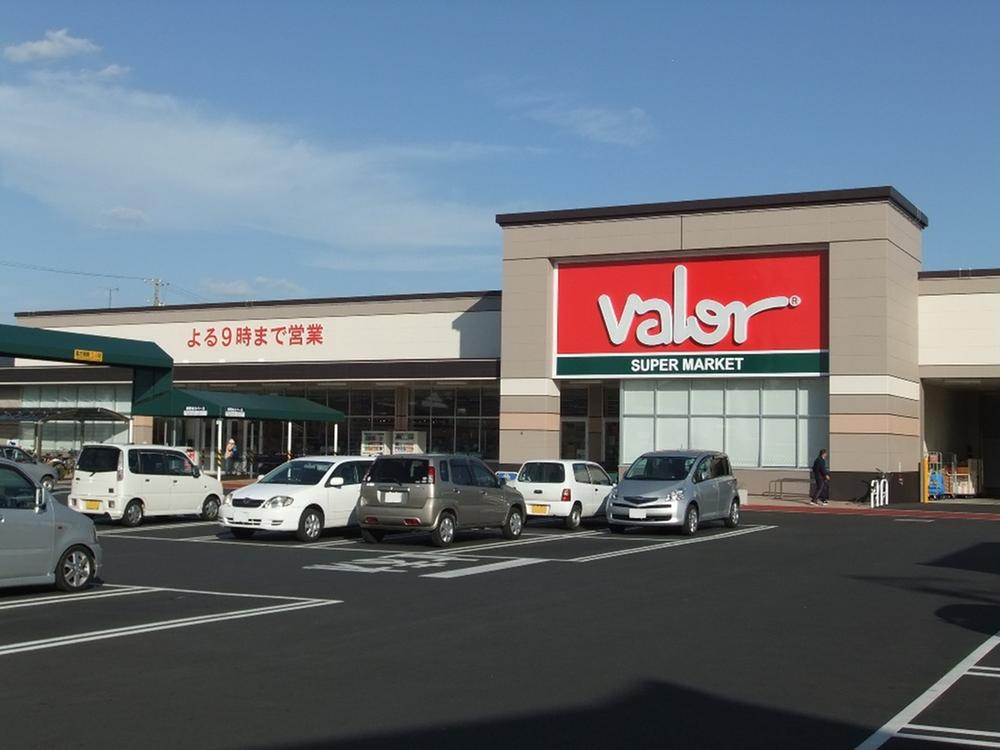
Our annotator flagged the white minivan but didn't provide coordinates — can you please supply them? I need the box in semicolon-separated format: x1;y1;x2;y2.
220;455;373;542
69;444;225;527
516;459;615;530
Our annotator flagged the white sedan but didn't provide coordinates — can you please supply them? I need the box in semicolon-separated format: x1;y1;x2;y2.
220;455;373;542
515;459;615;530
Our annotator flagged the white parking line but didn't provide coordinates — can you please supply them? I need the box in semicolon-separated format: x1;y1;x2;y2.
901;724;1000;745
98;521;217;536
441;530;604;555
0;586;156;611
568;525;777;563
420;558;549;578
0;600;337;657
855;629;1000;750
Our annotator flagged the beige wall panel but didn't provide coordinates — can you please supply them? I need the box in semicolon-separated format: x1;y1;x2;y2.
921;365;1000;378
887;206;923;262
500;395;560;414
500;429;560;465
830;433;921;473
503;217;682;261
830;414;920;436
680;203;890;251
18;295;501;328
499;413;561;432
830;394;921;418
132;416;154;445
920;276;1000;296
920;292;1000;367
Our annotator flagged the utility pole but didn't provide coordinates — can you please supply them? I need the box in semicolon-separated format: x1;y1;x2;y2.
103;286;119;308
145;278;166;306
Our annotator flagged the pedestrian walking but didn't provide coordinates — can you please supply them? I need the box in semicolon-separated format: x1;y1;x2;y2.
224;437;237;475
810;448;830;505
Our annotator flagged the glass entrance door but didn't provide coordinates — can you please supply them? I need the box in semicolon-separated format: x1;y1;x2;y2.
560;420;587;460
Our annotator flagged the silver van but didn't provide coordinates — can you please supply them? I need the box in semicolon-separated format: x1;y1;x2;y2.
0;458;102;592
607;450;739;535
357;454;526;547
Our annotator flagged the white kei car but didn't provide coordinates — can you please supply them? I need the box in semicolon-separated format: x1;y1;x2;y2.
220;455;373;542
515;459;615;530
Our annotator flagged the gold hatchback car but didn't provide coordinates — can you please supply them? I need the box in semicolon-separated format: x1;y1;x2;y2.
357;454;526;547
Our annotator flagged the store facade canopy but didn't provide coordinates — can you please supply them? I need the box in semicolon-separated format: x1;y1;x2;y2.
131;388;345;423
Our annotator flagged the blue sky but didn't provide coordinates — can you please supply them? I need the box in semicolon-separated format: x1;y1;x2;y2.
0;1;997;318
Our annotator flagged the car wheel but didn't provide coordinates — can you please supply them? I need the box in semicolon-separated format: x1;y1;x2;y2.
296;507;324;543
40;475;56;492
121;499;144;528
680;504;699;536
430;512;456;547
201;495;221;521
54;546;95;592
230;528;256;539
360;528;384;544
724;498;740;528
609;523;627;534
564;503;583;531
502;507;524;540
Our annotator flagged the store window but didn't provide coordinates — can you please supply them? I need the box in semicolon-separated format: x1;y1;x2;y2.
620;378;828;469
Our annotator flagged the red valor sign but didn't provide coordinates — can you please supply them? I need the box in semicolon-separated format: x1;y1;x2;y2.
555;251;827;378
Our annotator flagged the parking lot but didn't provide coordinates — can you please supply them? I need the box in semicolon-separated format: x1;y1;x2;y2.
1;500;998;749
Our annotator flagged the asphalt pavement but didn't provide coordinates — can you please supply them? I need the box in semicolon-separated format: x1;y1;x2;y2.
1;501;997;749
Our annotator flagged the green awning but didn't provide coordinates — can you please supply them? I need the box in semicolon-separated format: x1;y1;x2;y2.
131;388;345;422
0;323;173;404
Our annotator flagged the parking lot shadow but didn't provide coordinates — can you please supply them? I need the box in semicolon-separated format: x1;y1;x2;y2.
935;603;1000;636
923;542;1000;577
252;679;866;750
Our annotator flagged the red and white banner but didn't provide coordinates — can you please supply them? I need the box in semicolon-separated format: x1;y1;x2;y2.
555;251;827;377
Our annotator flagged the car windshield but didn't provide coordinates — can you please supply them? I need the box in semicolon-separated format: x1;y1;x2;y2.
259;460;332;485
518;462;565;483
624;455;696;481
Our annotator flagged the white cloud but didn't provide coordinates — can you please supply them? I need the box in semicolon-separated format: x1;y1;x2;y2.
201;277;305;298
31;64;132;86
100;205;148;226
487;79;655;147
528;103;655;147
4;29;99;63
0;74;503;266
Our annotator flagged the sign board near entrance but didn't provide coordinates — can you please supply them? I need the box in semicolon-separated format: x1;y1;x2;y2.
555;251;827;378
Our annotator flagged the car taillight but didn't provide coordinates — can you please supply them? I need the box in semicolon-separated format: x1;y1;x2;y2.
561;488;571;502
427;466;436;484
117;452;124;482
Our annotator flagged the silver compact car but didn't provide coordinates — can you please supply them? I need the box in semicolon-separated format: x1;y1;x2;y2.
0;458;102;591
607;450;739;535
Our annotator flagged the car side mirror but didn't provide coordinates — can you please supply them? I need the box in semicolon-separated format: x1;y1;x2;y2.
498;477;507;487
192;467;201;478
34;487;46;513
329;476;345;488
257;474;264;481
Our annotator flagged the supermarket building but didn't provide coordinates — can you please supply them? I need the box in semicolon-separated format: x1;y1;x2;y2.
3;186;999;501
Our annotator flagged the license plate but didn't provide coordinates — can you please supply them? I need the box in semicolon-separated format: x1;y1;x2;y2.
383;491;405;504
628;508;647;520
529;504;548;515
85;500;101;511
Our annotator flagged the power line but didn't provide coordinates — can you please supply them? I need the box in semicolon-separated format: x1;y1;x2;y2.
0;259;207;305
0;259;149;281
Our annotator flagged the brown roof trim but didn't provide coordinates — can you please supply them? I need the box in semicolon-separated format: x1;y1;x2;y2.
918;268;1000;279
0;359;501;385
496;186;928;229
15;289;502;319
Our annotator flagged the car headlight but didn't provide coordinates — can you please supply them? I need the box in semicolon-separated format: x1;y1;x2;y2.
665;489;684;503
263;496;295;509
223;492;233;506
